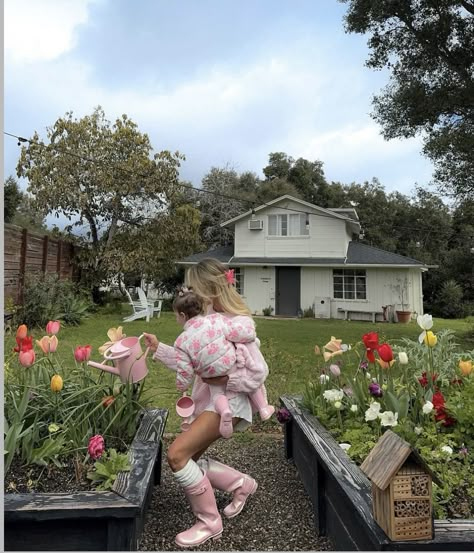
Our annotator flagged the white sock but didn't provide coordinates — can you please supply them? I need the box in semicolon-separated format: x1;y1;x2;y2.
173;459;203;488
197;457;209;472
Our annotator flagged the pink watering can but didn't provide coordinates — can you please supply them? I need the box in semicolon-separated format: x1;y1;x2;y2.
88;335;149;383
176;393;195;432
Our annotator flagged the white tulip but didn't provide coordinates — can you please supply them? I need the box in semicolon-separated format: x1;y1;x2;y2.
365;402;382;421
417;314;433;343
350;404;358;413
398;352;409;365
379;411;399;427
323;389;344;403
319;374;330;384
441;445;453;455
414;426;423;435
339;443;351;451
422;401;434;415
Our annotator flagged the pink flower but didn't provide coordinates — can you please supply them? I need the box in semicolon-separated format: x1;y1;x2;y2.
74;345;92;362
206;329;216;339
36;335;59;354
192;339;201;352
224;269;236;285
46;320;61;335
19;349;35;367
88;435;105;460
329;364;341;377
207;343;219;355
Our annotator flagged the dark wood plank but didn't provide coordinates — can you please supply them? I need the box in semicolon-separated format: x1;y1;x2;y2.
134;407;168;442
107;518;136;551
5;492;138;521
281;395;390;547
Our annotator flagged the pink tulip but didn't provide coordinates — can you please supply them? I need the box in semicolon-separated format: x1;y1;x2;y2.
46;320;61;335
74;345;92;362
88;435;105;460
36;335;59;354
16;324;28;340
19;349;35;367
329;364;341;377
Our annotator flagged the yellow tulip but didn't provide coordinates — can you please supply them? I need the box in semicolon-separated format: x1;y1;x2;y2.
459;360;473;376
50;374;63;393
423;331;437;347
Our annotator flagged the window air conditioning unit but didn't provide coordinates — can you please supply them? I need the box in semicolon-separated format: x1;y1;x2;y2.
248;219;264;230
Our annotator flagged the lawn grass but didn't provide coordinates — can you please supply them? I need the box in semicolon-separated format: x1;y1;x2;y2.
5;305;472;432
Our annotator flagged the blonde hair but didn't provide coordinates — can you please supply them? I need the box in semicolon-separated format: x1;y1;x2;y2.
186;258;252;317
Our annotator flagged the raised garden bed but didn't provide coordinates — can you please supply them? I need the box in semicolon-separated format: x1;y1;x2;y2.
5;407;168;552
281;395;474;551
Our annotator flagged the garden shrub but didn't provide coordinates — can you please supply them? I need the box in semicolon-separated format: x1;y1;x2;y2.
434;279;465;319
15;274;93;328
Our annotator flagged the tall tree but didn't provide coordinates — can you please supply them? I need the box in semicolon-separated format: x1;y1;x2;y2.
341;0;474;198
4;176;23;223
16;107;186;287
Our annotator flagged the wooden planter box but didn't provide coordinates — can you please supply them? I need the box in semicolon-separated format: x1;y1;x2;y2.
5;408;168;552
281;396;474;551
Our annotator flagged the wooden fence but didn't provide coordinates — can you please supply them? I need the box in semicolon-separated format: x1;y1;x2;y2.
4;224;80;305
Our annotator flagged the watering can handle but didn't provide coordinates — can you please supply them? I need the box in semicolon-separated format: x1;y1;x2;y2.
103;345;129;361
138;334;150;359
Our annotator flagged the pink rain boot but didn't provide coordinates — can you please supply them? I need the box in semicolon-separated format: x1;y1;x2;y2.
250;385;275;421
214;394;233;439
205;458;258;518
175;472;223;548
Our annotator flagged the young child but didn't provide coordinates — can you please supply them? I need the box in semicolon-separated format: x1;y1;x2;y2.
173;288;273;438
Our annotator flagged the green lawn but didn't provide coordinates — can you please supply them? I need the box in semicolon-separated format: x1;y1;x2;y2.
5;307;472;432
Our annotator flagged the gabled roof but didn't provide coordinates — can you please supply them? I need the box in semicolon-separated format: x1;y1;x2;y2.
177;242;426;268
360;430;440;490
221;195;360;230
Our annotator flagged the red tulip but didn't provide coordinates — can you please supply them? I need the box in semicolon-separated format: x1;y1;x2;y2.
362;332;379;363
14;335;34;353
102;395;115;408
377;343;394;363
19;349;35;367
74;345;92;362
46;320;61;335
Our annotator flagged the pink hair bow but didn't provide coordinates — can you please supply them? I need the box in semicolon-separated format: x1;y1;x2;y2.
224;269;236;285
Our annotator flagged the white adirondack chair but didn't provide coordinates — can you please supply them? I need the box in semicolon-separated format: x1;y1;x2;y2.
137;287;162;319
123;288;151;323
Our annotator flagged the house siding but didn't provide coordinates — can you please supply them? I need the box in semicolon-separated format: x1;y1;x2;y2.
234;201;350;259
240;266;275;315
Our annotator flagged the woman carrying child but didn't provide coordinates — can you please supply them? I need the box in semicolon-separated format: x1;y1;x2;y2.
143;258;273;548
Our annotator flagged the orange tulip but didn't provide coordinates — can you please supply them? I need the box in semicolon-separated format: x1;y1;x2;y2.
16;324;28;340
36;335;59;354
459;360;473;377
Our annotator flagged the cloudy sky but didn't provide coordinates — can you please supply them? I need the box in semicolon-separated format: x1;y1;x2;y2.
5;0;434;210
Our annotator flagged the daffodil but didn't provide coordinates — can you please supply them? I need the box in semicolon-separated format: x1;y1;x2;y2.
98;326;126;355
417;314;433;343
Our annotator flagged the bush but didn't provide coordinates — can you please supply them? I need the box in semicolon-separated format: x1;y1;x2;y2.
15;274;93;328
434;279;465;318
303;306;315;318
262;306;274;316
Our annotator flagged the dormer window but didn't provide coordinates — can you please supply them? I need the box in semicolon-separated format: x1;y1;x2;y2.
268;214;309;237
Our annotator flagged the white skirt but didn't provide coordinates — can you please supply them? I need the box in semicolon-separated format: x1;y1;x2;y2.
203;392;253;432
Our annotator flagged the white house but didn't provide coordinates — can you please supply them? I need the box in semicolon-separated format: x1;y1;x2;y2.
178;195;428;321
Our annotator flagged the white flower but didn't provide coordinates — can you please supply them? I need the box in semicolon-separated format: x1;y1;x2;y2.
319;374;330;384
341;344;350;352
379;411;399;427
339;443;351;451
441;445;453;455
422;401;434;415
334;401;342;409
350;404;358;413
365;372;371;379
365;402;382;421
417;314;433;343
414;426;423;435
398;352;408;365
323;389;344;403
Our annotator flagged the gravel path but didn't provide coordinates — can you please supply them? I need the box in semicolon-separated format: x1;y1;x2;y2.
140;432;332;551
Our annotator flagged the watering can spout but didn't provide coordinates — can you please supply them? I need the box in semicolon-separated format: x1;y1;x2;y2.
87;360;120;377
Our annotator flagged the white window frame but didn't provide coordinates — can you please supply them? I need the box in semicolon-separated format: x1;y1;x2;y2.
231;267;244;296
268;213;309;237
333;269;367;300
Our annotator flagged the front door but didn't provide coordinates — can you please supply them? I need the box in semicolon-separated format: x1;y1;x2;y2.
276;267;301;316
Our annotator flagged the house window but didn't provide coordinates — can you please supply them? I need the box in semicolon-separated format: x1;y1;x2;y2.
268;214;309;236
231;267;244;295
333;269;366;300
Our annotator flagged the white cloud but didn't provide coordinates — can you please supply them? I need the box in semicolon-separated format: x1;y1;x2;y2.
4;0;100;64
